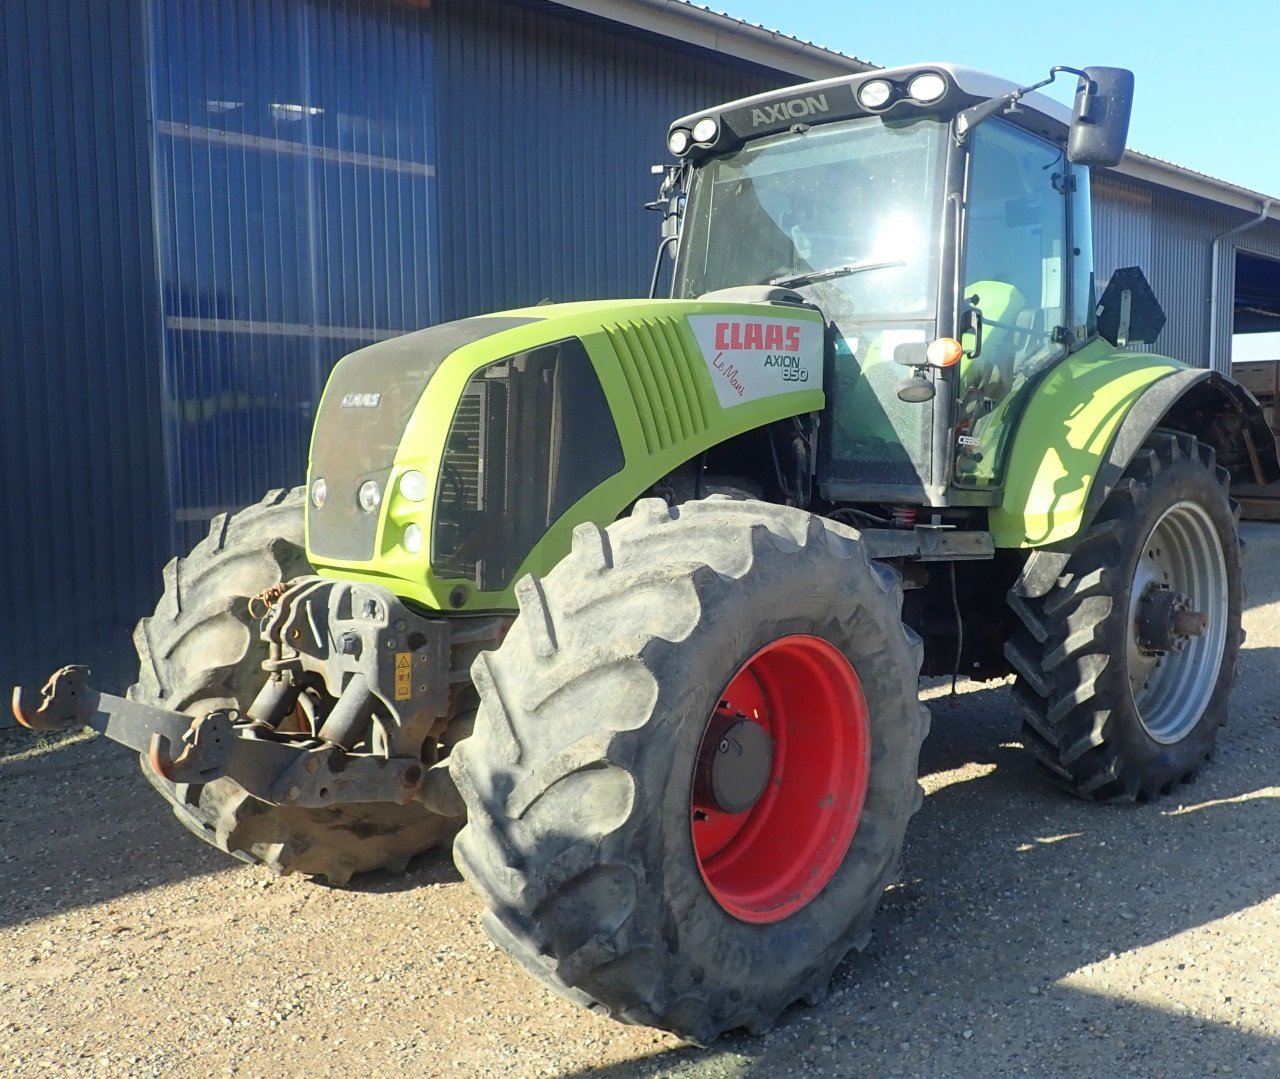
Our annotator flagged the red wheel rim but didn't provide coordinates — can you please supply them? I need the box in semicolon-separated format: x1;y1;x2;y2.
690;634;870;924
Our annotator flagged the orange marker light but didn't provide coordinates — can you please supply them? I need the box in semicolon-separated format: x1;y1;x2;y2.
926;337;964;367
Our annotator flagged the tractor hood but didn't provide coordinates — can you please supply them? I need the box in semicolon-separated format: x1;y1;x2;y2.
306;297;825;611
308;315;540;563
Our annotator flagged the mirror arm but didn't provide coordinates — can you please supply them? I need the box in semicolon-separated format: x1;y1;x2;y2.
649;234;679;299
955;66;1088;145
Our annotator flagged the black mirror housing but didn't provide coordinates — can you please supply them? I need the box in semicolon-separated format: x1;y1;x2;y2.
1067;67;1134;168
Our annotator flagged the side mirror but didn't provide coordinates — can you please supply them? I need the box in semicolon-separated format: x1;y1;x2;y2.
1067;67;1134;168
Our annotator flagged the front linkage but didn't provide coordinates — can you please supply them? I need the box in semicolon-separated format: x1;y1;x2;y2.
12;577;506;820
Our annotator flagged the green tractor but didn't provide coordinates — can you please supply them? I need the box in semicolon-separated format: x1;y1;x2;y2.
15;63;1279;1044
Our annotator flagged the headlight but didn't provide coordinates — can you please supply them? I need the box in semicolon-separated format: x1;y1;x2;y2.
907;73;947;104
310;477;327;509
857;79;894;110
667;128;691;155
691;116;718;144
398;469;428;502
403;523;423;555
357;479;382;513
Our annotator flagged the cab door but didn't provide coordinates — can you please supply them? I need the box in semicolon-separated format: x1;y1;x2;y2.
952;120;1088;489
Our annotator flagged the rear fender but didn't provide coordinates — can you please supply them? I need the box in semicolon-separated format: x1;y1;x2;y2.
990;340;1279;553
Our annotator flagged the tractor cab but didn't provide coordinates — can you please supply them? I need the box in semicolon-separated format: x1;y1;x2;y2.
665;64;1133;505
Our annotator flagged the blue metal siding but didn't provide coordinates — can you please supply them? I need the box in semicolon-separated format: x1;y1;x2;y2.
3;0;797;697
147;0;442;551
432;0;790;320
0;0;165;693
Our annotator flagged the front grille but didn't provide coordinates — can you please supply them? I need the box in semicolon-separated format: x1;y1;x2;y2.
432;337;624;592
433;384;487;583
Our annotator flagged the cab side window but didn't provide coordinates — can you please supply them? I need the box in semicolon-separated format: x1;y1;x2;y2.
955;121;1069;487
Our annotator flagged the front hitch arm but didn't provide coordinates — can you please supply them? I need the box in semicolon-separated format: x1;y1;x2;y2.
13;665;239;784
10;666;445;812
12;665;96;732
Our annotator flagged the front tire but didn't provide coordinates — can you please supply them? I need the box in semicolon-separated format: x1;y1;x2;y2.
451;498;928;1044
1006;432;1243;801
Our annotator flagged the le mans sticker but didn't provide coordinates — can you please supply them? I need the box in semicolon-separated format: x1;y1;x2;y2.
686;315;823;408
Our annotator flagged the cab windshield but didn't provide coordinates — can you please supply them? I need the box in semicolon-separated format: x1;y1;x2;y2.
674;117;948;491
674;117;946;321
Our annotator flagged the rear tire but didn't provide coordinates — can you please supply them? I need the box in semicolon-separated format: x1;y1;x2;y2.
451;497;928;1044
1005;432;1243;801
130;488;458;883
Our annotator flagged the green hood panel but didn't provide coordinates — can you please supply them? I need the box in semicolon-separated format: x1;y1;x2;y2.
306;298;825;611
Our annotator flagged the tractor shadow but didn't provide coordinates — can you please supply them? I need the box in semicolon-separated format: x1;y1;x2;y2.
0;733;233;931
327;847;462;894
1241;520;1280;609
552;665;1280;1078
0;728;464;930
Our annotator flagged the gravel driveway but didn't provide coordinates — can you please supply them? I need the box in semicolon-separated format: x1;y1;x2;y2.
3;524;1278;1079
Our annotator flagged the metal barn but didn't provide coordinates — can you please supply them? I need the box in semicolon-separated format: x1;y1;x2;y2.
3;0;1278;697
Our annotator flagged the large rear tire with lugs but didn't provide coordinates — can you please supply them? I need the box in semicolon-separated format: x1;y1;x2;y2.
451;497;929;1044
130;488;458;884
1005;431;1243;801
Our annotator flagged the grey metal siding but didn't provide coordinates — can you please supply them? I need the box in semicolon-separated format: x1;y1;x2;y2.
1094;169;1280;369
432;0;790;320
0;0;166;693
1149;186;1232;367
1092;172;1155;294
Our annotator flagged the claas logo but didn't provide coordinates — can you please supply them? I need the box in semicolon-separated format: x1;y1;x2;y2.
714;322;802;352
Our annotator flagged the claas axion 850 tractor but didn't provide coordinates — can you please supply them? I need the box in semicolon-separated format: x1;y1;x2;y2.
16;63;1280;1044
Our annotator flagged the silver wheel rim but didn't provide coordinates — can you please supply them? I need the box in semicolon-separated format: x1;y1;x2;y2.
1126;500;1228;744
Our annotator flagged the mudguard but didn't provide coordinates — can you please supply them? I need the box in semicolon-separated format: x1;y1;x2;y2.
990;337;1280;550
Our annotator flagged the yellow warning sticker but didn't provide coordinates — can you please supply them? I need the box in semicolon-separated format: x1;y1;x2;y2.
394;652;412;701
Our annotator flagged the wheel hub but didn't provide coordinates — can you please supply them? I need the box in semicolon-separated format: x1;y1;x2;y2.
689;635;870;924
1124;499;1229;745
1135;583;1208;655
694;712;774;815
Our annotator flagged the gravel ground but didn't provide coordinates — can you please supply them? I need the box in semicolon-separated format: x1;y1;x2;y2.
3;523;1279;1079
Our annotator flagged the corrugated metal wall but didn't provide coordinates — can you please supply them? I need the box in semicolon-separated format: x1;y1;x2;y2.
147;0;788;548
147;0;442;553
4;0;794;694
431;0;788;318
0;0;166;694
1092;173;1155;294
1094;170;1280;369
